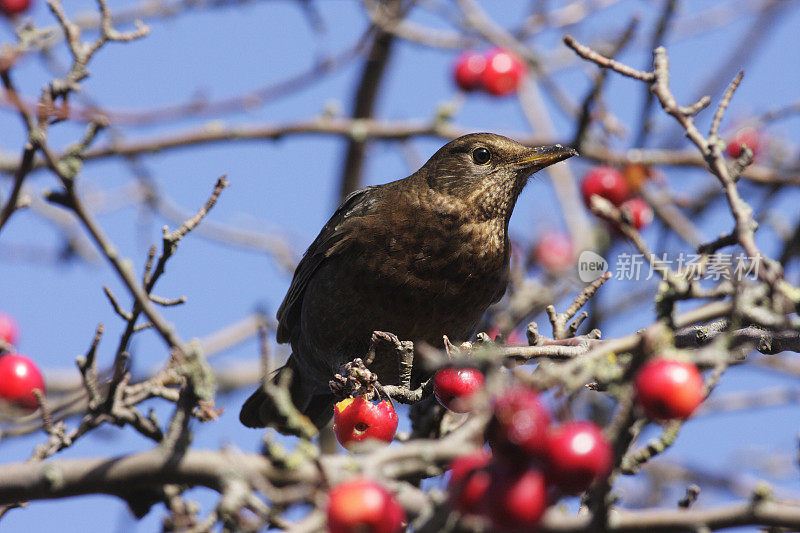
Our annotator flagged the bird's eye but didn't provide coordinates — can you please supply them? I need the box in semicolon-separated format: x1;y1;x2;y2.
471;147;491;165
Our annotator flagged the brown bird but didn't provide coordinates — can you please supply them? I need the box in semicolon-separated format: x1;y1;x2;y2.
240;133;576;431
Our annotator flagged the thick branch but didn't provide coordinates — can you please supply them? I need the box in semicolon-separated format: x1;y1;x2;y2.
338;0;401;201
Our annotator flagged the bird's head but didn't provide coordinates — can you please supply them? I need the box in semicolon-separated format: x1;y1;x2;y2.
420;133;577;221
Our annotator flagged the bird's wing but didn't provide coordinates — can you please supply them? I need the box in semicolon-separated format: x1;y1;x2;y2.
276;185;384;343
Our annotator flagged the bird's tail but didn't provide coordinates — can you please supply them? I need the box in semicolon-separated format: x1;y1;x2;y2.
239;355;335;433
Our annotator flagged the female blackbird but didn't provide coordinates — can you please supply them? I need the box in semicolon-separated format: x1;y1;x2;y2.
240;133;576;432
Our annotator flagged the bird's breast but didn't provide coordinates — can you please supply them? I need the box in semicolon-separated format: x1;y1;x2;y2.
350;200;510;304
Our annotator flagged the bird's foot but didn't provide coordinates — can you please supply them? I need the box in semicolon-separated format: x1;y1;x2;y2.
329;358;380;401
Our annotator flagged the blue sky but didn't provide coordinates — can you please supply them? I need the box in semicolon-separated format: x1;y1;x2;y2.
1;1;800;531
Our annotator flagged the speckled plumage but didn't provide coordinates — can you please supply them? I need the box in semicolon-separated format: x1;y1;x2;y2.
240;133;576;431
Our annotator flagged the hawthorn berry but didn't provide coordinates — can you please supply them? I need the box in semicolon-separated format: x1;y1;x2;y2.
545;422;612;495
486;386;551;461
0;353;45;414
333;396;398;451
484;460;548;531
620;197;654;230
453;51;486;92
726;126;762;159
447;450;492;514
0;0;31;16
534;231;575;273
581;166;631;208
635;359;704;420
327;479;405;533
433;367;485;413
482;48;525;96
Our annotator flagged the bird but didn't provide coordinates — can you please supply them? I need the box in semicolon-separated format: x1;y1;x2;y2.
240;133;576;432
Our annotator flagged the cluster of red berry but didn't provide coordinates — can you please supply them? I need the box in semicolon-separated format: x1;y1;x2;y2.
290;352;703;532
453;48;526;96
447;386;611;529
528;165;659;277
581;166;654;230
580;124;764;233
443;357;704;530
331;365;486;453
0;312;46;416
326;366;484;532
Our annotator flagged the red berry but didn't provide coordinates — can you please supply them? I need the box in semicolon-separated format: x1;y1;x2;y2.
534;231;574;273
635;359;704;420
620;197;653;230
0;0;31;16
433;367;484;413
481;48;525;96
447;450;492;514
485;461;548;531
486;386;551;461
726;126;762;159
581;166;631;208
453;51;486;92
0;312;19;346
327;479;405;533
0;353;45;414
545;422;612;495
333;396;398;451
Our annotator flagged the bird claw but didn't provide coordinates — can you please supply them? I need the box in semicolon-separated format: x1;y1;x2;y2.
329;358;380;400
